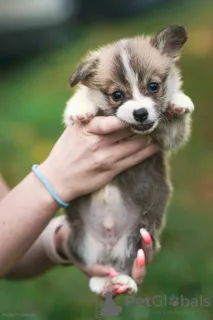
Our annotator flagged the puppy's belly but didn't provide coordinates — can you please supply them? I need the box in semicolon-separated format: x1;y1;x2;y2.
79;184;139;266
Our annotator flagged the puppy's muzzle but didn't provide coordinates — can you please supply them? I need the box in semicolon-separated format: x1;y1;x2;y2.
132;108;155;132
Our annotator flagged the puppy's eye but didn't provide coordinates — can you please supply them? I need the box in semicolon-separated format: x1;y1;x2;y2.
111;91;124;102
148;82;160;93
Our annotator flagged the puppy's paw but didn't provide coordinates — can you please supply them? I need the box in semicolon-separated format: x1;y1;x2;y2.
169;92;194;115
89;277;111;295
64;96;97;126
111;274;138;294
70;112;95;123
65;107;95;124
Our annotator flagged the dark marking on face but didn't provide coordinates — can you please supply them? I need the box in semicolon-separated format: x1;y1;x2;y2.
121;42;170;102
113;53;129;87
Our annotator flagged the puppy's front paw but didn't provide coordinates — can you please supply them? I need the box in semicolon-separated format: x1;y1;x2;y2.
64;96;97;126
65;107;95;125
111;274;138;294
169;92;194;116
70;112;95;123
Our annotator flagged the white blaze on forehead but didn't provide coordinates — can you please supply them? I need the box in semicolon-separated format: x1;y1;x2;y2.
120;49;141;100
119;45;158;124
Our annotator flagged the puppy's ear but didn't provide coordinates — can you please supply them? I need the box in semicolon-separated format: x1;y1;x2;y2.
152;26;187;59
69;54;99;87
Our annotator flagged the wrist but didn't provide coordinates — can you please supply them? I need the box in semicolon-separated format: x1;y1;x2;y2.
39;161;76;203
29;172;59;212
54;225;70;261
41;216;73;265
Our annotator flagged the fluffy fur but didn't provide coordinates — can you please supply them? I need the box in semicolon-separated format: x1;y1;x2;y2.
63;26;194;295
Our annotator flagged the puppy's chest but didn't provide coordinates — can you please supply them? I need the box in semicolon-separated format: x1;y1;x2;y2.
81;184;139;244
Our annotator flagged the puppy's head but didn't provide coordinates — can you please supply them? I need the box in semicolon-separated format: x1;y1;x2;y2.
69;26;187;134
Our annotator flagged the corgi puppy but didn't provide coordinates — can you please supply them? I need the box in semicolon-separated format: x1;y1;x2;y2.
63;26;194;295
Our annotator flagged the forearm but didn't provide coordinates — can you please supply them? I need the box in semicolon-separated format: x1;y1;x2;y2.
0;172;59;277
6;216;72;279
0;117;158;279
5;234;55;279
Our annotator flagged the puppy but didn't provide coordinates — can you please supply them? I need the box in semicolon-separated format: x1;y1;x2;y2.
63;26;194;295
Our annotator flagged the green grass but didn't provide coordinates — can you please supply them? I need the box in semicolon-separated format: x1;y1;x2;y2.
1;0;213;319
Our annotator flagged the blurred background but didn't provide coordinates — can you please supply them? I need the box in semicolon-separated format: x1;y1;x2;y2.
0;0;213;319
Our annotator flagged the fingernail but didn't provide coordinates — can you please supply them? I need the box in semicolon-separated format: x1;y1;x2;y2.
109;271;119;278
140;228;152;244
116;285;128;294
136;249;145;267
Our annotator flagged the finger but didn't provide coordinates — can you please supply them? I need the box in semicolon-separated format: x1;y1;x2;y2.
77;264;118;278
115;285;129;295
100;128;135;145
87;127;136;147
131;249;146;286
101;284;130;298
140;229;153;264
109;137;151;163
115;144;159;173
84;116;128;135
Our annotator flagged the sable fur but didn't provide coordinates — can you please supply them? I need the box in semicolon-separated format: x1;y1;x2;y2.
63;26;194;294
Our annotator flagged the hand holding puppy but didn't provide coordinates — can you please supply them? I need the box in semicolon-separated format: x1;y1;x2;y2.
40;116;158;203
55;222;153;297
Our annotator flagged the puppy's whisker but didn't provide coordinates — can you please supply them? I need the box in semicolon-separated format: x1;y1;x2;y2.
158;112;169;124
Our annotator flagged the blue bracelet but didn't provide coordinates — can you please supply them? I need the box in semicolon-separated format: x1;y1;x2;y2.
32;164;69;208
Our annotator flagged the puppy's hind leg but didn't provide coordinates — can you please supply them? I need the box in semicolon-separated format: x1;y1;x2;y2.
110;235;139;294
89;274;138;296
90;235;139;295
89;277;112;295
111;274;138;294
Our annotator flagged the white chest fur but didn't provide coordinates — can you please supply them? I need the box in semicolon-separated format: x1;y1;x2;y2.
83;184;138;241
78;183;139;266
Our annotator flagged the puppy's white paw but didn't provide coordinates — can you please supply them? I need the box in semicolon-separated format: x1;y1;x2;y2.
64;96;97;125
111;274;138;294
89;277;111;295
169;92;194;115
71;112;95;123
65;107;95;124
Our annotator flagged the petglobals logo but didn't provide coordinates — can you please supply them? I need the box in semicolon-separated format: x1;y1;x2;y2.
125;295;212;308
95;294;212;318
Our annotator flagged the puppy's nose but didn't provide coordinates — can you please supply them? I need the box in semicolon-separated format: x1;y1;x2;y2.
133;108;148;122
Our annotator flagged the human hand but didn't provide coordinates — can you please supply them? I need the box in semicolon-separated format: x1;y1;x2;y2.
40;116;158;202
55;224;153;297
93;229;153;298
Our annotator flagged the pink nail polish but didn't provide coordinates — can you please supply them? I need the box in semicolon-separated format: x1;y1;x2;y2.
140;228;152;244
136;249;145;267
109;271;119;278
116;285;128;294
